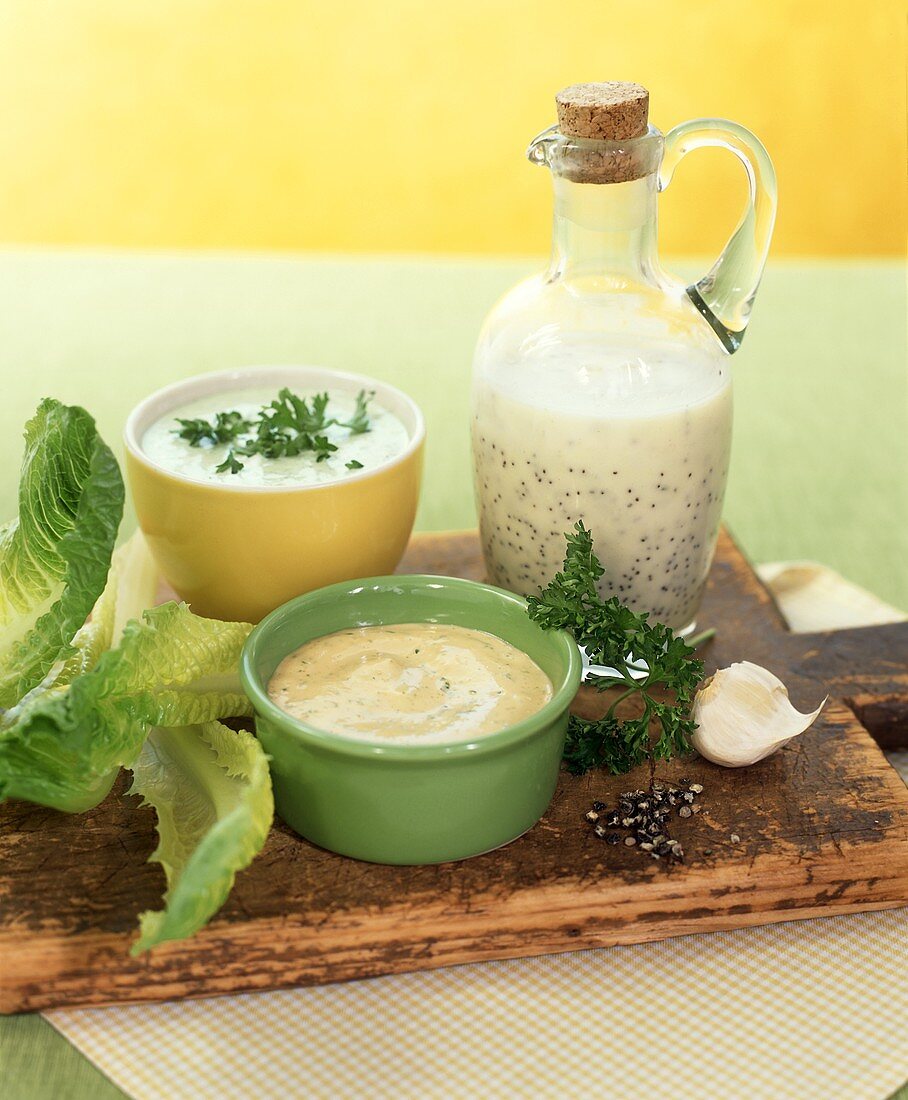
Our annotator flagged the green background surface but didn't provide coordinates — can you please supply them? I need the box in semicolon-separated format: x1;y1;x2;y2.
0;251;905;1099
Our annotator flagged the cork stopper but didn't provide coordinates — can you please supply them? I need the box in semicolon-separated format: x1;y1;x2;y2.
556;82;649;141
553;82;653;184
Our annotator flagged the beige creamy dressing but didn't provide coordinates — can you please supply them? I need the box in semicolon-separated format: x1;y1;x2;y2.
142;386;409;487
268;623;553;745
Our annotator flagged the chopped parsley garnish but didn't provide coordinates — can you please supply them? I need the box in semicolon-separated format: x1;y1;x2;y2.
172;388;374;474
175;410;252;447
214;448;244;475
526;522;704;776
341;389;372;436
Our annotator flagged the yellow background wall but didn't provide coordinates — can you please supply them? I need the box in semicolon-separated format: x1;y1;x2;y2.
1;0;904;256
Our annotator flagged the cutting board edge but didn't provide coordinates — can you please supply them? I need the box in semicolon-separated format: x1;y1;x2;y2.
7;896;908;1016
5;834;908;1016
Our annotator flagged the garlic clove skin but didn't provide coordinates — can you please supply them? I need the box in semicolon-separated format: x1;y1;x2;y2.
691;660;826;768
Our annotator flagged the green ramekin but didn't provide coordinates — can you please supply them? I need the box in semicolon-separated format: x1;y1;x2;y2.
240;575;582;865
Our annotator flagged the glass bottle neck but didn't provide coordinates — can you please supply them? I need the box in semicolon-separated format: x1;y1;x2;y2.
547;173;660;285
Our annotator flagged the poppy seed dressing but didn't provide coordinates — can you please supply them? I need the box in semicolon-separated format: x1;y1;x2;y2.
471;341;732;631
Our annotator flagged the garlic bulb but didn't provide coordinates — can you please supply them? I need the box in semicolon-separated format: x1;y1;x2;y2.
691;660;825;768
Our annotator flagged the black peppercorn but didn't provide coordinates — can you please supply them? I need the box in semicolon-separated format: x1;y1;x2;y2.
582;778;707;867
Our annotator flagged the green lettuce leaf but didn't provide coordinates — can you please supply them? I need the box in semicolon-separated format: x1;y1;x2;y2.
130;721;273;954
0;603;253;812
0;399;123;708
57;529;160;688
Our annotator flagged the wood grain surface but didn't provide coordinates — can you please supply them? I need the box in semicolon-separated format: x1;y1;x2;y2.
1;529;906;1014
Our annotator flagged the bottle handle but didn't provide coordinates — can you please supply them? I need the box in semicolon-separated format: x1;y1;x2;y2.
659;119;777;353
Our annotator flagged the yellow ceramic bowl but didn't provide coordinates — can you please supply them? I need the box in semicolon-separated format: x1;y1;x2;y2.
124;366;425;622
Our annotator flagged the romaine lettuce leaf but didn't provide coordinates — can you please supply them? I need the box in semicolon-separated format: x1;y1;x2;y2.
0;603;253;812
57;529;160;688
0;399;123;707
130;721;273;954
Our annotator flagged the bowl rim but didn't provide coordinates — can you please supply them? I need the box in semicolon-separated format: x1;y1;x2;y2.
123;364;426;494
240;574;583;760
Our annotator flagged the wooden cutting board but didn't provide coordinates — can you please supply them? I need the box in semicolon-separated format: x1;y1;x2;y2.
2;530;907;1014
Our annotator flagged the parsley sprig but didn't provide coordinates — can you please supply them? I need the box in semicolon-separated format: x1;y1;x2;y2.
526;522;704;775
174;388;374;474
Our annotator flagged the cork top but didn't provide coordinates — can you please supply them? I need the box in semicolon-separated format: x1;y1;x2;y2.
550;82;654;184
556;82;649;142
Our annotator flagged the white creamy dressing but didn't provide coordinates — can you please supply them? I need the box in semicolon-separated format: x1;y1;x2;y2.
141;386;410;487
472;338;732;630
268;623;554;745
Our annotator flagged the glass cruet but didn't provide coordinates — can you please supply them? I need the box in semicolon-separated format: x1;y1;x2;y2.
471;82;777;633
